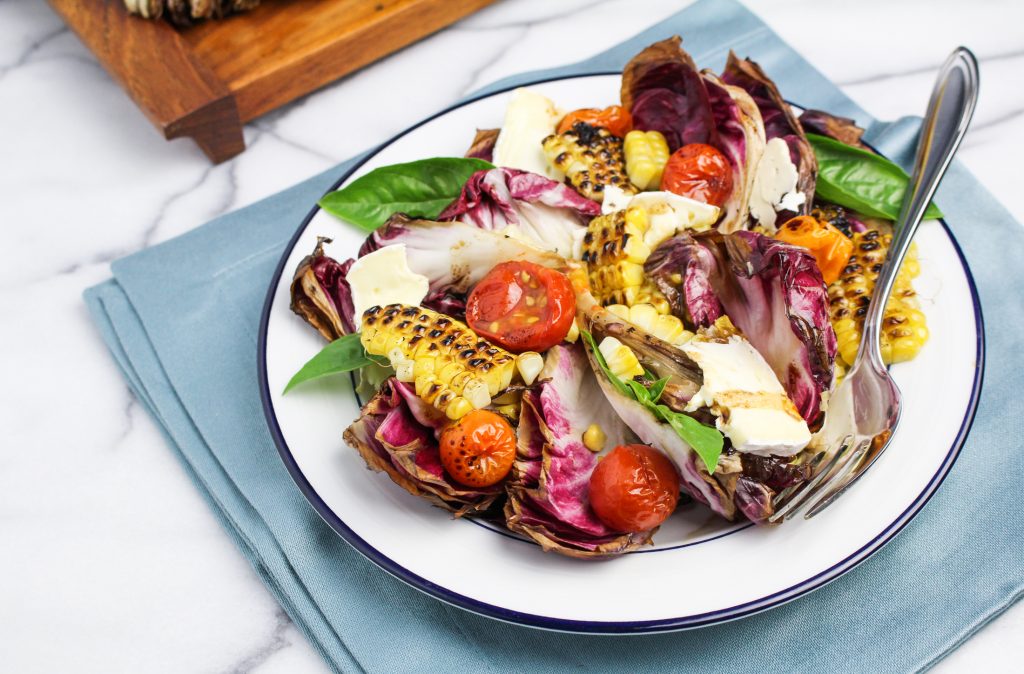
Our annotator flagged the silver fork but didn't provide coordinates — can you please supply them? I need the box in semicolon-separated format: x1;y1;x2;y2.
769;47;979;523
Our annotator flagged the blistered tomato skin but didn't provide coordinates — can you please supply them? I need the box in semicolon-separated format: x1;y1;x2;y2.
660;143;734;208
589;444;681;532
466;261;576;353
439;410;517;488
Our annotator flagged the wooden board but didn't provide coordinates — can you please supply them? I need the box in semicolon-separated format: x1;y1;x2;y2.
48;0;497;163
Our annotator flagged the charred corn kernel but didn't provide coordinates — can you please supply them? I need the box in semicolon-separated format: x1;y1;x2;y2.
598;336;644;380
582;424;606;452
361;304;516;419
828;230;928;367
516;352;545;386
582;210;670;313
564;318;580;343
542;122;637;202
606;303;690;346
445;398;474;420
624;130;670;190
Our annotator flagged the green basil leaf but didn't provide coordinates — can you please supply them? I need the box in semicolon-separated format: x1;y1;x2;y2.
581;330;632;397
318;157;494;231
626;379;652;403
652;403;724;473
807;133;942;221
581;330;723;472
284;333;383;394
647;377;669;404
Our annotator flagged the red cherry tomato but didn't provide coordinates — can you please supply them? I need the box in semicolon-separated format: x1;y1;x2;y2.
557;105;633;137
439;410;517;488
589;444;680;532
660;143;734;207
466;261;576;353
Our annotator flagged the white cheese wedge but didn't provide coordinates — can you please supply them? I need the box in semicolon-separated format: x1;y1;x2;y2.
601;184;632;215
629;191;720;249
492;88;563;180
683;335;811;456
347;244;430;321
748;137;806;232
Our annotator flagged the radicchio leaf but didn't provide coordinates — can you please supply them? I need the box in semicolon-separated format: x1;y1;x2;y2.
436;167;599;259
721;52;817;222
289;237;357;340
620;36;719;152
503;344;649;557
798;109;869;150
645;231;837;424
343;378;503;516
464;128;500;162
360;214;567;319
700;72;766;232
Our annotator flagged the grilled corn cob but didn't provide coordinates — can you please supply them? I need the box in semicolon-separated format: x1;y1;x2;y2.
542;122;637;202
606;303;694;346
581;206;670;313
598;336;644;380
623;130;670;190
361;304;516;420
827;230;928;366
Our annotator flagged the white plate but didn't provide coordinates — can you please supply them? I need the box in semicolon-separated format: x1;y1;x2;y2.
258;74;983;632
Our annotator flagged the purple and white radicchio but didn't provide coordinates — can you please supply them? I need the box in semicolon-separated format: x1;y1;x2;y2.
504;344;650;557
343;378;504;516
289;236;357;340
436;167;600;259
644;231;837;424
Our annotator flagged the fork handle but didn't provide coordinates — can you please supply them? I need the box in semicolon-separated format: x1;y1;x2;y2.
857;48;979;369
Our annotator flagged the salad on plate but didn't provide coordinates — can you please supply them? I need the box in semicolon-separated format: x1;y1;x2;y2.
282;37;934;558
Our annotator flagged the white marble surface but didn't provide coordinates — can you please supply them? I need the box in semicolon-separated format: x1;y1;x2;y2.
1;0;1022;671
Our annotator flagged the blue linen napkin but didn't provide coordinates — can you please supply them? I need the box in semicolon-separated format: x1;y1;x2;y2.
85;0;1024;670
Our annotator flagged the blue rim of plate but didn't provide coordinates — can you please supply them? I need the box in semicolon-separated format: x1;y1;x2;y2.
257;72;986;634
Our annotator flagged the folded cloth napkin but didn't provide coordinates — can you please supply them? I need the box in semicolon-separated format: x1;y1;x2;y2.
85;0;1024;670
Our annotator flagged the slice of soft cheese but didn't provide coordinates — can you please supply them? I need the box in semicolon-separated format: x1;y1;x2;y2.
492;88;563;180
347;244;430;321
601;184;633;215
748;137;806;232
683;335;811;456
629;191;720;249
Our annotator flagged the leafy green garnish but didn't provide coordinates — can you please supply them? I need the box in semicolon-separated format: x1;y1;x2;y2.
283;333;385;394
581;331;724;473
808;133;942;221
318;157;494;231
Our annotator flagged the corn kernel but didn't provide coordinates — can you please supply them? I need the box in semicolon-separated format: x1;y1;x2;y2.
582;424;606;452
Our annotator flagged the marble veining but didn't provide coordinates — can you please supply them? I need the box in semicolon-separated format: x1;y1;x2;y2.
2;0;1022;671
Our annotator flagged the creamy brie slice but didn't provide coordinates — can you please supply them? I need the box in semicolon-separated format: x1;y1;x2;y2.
748;137;806;232
492;88;563;180
347;244;430;321
683;335;811;456
628;191;720;249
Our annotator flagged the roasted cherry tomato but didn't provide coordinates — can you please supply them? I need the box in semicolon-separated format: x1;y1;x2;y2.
589;444;680;532
439;409;517;488
466;261;576;353
775;215;854;284
557;105;633;137
660;143;734;207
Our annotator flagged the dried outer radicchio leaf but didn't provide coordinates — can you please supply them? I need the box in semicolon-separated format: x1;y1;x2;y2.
464;128;500;162
645;231;837;424
721;52;817;219
798;109;870;150
700;72;767;232
289;237;357;340
503;344;650;557
343;378;504;517
620;36;720;152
